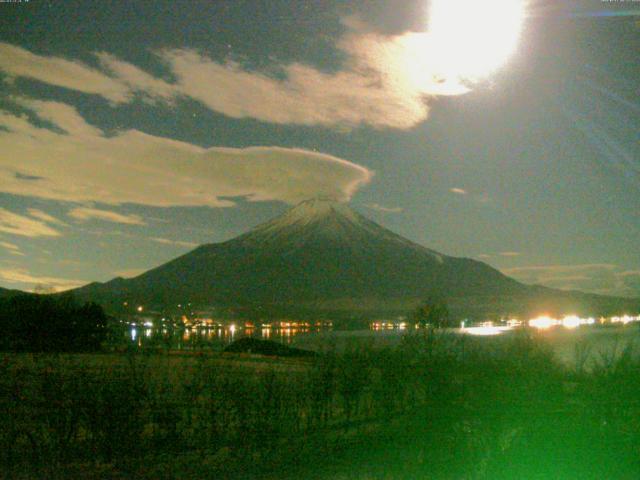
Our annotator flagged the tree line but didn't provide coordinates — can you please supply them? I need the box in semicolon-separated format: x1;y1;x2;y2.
0;294;107;352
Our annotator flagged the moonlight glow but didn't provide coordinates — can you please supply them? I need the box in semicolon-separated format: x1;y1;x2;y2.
428;0;525;83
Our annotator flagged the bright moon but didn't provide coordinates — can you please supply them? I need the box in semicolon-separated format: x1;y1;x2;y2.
428;0;525;83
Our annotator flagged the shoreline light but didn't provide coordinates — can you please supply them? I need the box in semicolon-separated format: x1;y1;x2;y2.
561;315;580;329
528;316;557;330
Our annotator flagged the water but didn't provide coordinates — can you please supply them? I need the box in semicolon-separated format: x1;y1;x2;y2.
122;322;640;367
528;324;640;367
291;324;640;365
122;324;332;351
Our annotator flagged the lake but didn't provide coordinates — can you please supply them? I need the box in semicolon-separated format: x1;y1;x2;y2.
124;322;640;368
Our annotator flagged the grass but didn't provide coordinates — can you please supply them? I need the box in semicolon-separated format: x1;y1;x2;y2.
2;330;640;479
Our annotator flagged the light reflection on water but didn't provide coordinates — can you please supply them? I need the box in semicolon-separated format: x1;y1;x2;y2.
462;325;512;336
124;315;640;357
125;325;328;350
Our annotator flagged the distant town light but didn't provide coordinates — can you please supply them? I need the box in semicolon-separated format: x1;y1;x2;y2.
611;315;637;325
529;316;556;330
137;305;143;312
561;315;581;329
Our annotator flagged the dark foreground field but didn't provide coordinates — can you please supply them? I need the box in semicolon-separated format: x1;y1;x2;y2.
3;331;640;479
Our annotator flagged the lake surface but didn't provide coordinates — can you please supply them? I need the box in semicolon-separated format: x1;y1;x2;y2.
292;325;640;367
124;322;640;367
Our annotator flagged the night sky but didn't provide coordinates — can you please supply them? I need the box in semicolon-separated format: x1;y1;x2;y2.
0;0;638;297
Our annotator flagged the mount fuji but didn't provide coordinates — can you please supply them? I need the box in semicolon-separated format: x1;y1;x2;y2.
73;199;636;319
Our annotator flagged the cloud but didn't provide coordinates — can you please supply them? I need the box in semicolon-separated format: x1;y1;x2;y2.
0;24;474;130
0;99;373;207
27;208;68;226
113;268;147;278
15;97;103;137
619;271;640;291
96;52;176;102
503;264;618;276
0;208;61;237
0;267;86;292
341;3;426;35
502;264;640;298
0;43;131;103
620;270;640;279
0;241;24;256
68;207;146;225
150;237;199;248
450;188;467;195
160;46;432;130
0;241;19;250
15;172;44;181
157;27;475;129
477;252;520;260
366;203;403;213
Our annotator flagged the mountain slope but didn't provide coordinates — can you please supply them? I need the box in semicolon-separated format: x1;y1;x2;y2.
0;286;25;299
74;199;637;318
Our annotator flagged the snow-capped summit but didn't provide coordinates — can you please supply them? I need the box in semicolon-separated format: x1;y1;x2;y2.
241;198;379;246
251;197;360;231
